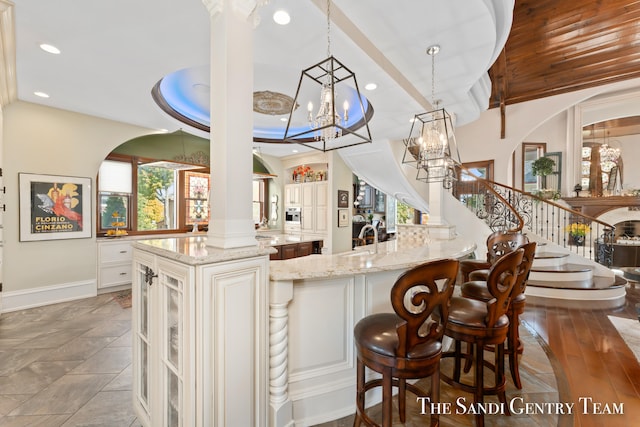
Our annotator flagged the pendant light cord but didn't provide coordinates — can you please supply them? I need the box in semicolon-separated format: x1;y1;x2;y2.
326;0;331;57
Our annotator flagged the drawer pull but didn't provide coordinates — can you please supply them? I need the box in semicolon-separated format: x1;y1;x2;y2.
119;250;128;253
119;272;128;276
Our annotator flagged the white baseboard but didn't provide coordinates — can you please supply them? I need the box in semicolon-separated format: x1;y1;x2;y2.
1;280;97;313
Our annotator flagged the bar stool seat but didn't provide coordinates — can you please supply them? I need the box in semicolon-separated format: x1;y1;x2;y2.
441;249;524;427
355;313;442;360
353;258;459;427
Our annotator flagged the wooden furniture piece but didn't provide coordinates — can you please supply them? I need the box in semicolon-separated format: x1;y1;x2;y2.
442;249;524;427
462;242;537;389
459;231;528;282
269;240;322;260
561;196;640;218
353;259;459;427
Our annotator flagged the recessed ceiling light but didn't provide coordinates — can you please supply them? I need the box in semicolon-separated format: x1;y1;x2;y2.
273;10;291;25
39;43;61;54
365;83;377;91
292;149;299;153
192;83;210;93
280;117;288;122
409;117;416;123
34;91;50;98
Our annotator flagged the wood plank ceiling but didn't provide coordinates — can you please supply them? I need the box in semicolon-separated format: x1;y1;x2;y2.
489;0;640;135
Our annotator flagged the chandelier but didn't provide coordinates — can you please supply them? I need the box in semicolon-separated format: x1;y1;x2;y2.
402;45;459;187
283;0;372;151
599;143;620;173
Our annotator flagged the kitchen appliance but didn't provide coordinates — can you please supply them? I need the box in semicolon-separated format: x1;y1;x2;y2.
285;207;301;224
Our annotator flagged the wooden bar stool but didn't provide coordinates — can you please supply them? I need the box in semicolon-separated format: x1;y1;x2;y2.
462;241;537;389
353;259;459;427
441;249;523;427
459;231;528;282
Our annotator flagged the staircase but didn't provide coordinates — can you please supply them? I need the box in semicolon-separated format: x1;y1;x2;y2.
448;168;627;308
526;247;626;308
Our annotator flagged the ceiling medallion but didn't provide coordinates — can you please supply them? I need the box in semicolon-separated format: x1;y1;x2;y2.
253;91;297;115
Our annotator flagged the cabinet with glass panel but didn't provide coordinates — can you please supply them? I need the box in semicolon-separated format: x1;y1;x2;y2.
132;250;195;427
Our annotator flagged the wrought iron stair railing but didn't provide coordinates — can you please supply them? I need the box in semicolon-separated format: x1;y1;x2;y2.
449;166;615;267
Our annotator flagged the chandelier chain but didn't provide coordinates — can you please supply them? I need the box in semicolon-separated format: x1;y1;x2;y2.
326;0;331;57
431;50;435;105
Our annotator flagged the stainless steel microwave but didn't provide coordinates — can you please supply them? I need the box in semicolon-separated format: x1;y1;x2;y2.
285;207;301;224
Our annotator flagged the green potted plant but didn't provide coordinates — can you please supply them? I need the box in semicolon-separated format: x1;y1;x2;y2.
531;156;556;197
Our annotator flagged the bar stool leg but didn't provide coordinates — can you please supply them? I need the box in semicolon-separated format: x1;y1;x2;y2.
353;359;364;427
430;370;440;427
398;378;406;423
497;343;510;414
474;341;485;427
453;340;462;382
382;368;393;427
508;310;524;389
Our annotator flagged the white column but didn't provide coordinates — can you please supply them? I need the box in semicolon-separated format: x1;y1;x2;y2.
269;279;294;427
427;181;447;225
204;0;258;248
0;0;17;313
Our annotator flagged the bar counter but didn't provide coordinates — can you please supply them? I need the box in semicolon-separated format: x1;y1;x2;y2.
131;233;475;427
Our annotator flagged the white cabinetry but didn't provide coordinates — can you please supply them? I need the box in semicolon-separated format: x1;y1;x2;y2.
301;181;328;234
98;240;133;291
132;250;195;427
132;243;269;427
284;184;300;206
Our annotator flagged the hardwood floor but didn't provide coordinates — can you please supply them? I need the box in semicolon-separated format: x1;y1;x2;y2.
0;282;638;426
521;281;640;427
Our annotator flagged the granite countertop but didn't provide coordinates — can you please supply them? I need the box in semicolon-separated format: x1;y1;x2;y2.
255;233;323;246
269;237;476;281
132;234;475;280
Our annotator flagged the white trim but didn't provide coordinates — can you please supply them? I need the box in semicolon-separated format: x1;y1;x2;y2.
526;285;626;301
1;279;97;313
0;0;17;107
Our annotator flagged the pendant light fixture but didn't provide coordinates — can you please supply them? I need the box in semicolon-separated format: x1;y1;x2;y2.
283;0;372;151
402;45;459;187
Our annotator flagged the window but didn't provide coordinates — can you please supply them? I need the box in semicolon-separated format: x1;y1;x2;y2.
253;179;267;224
137;163;177;231
184;171;210;225
97;155;268;235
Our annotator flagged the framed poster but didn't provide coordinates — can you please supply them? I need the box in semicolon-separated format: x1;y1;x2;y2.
337;189;349;208
338;209;349;227
19;173;92;241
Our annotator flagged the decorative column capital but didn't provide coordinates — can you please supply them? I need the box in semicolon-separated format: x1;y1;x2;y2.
202;0;268;21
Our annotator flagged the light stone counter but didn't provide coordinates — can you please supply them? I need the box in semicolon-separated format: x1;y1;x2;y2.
269;236;476;281
131;234;276;265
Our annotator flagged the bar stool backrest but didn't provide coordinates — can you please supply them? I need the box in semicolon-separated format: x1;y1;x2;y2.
390;259;459;358
485;248;524;328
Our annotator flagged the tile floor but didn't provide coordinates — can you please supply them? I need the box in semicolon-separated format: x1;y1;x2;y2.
0;293;140;427
0;290;562;427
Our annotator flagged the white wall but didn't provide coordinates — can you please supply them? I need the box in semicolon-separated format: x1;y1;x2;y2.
455;77;640;193
617;134;640;190
3;101;153;294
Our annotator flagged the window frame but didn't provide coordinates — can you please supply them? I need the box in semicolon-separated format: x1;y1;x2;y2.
97;154;210;236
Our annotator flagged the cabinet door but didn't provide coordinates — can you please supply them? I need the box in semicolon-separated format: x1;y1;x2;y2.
157;259;192;427
285;184;300;206
297;242;313;257
132;252;155;426
301;183;315;232
281;244;298;260
315;182;328;233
